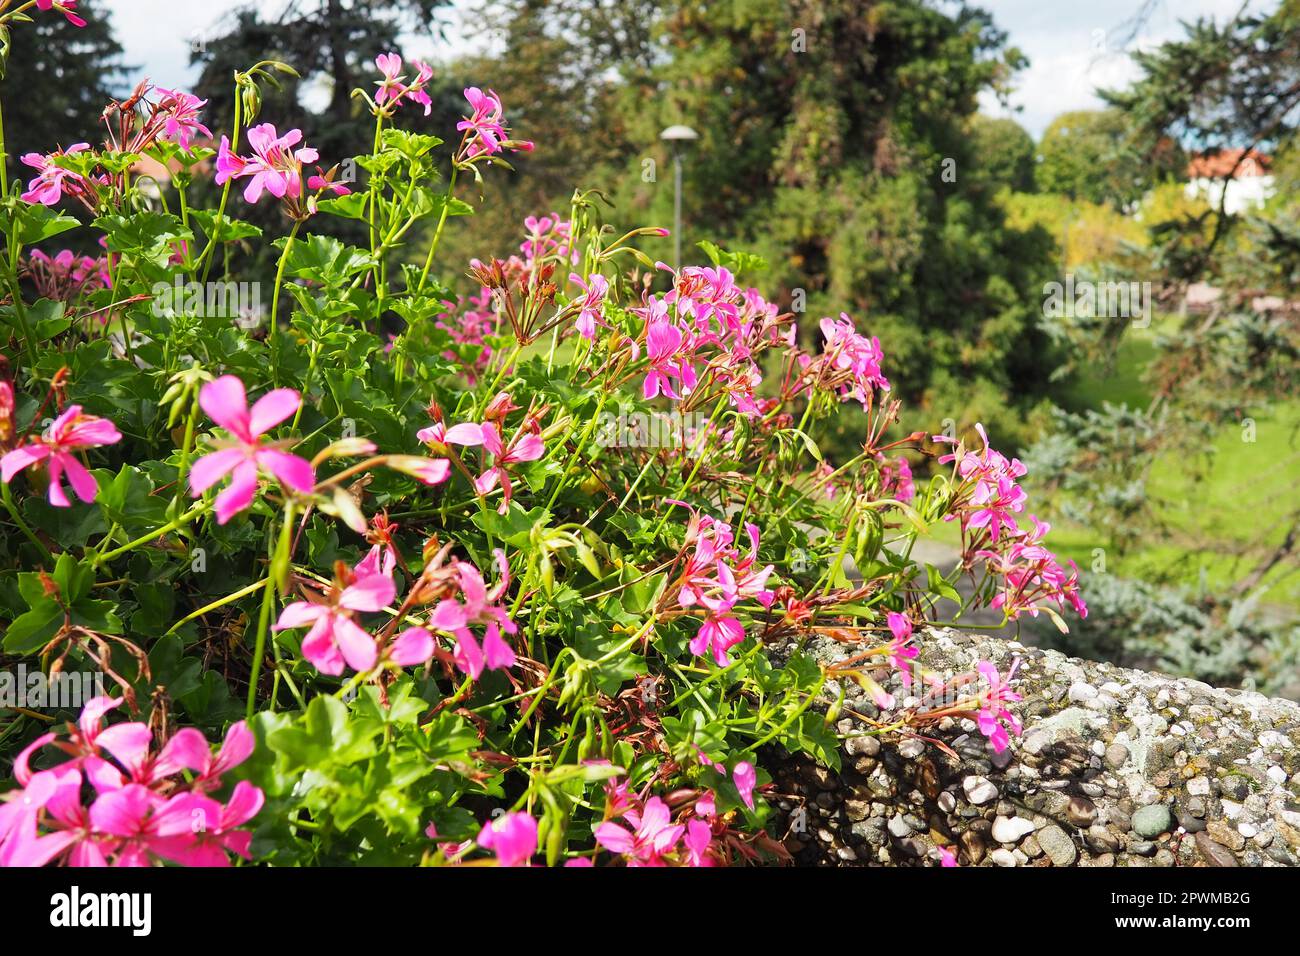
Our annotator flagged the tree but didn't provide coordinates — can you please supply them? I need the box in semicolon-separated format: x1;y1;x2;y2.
969;114;1035;192
435;0;660;268
601;0;1058;447
0;0;125;181
191;0;454;163
1035;108;1180;209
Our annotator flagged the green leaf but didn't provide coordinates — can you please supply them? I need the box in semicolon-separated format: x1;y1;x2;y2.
2;600;63;653
280;234;375;286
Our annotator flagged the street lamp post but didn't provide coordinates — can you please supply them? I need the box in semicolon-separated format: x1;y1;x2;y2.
660;125;698;271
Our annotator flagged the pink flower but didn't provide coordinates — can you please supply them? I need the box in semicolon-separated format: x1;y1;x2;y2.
427;550;517;679
885;611;919;688
682;819;713;866
1;698;263;868
593;796;684;866
188;375;315;524
732;761;757;810
456;87;532;161
154;88;212;149
937;846;958;867
374;53;434;115
974;659;1023;754
675;512;776;665
478;812;537;867
415;420;485;453
878;453;915;502
35;0;86;28
1;405;121;507
273;554;397;675
815;313;890;405
386;626;436;667
689;591;746;666
20;143;91;206
474;421;545;514
569;273;608;340
643;317;691;400
216;124;319;205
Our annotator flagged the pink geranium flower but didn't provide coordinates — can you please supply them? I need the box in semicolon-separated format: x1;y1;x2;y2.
1;697;263;868
569;272;609;340
974;659;1023;753
20;143;92;206
478;812;537;867
885;611;919;688
216;123;319;204
732;761;757;810
374;53;434;115
456;87;533;161
273;553;397;675
154;88;212;149
188;375;315;524
1;405;121;507
427;550;517;679
35;0;86;27
474;421;545;514
593;796;684;866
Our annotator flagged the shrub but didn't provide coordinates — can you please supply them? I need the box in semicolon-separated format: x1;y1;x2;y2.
0;10;1084;868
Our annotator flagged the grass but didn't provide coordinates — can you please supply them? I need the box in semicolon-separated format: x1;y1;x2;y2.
1043;320;1300;612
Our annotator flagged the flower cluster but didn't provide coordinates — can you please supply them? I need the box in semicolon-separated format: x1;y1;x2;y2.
0;697;262;867
1;405;121;507
274;537;518;682
456;87;534;163
633;264;790;414
435;287;499;383
216;123;348;220
35;0;86;28
672;511;776;665
20;144;98;208
22;249;109;303
276;545;421;675
373;52;434;115
938;424;1087;625
978;516;1087;626
19;84;215;210
805;312;890;407
521;213;576;269
153;87;213;150
590;766;755;867
417;396;546;514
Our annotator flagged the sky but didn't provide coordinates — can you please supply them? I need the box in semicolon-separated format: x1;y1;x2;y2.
105;0;1276;139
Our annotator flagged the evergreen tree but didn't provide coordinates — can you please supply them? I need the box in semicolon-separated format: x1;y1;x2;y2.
0;0;125;179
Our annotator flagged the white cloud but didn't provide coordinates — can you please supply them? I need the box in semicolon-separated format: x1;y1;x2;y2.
978;0;1280;137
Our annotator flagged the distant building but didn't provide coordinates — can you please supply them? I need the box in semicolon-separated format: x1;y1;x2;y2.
1185;148;1274;215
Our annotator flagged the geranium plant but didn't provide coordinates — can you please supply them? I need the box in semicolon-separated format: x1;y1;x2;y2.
0;7;1084;868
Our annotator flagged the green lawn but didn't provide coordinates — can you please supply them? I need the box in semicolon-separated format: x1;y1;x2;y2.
1043;322;1300;610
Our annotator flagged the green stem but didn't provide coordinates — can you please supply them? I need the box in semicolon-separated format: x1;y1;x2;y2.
247;508;294;720
197;89;243;285
269;220;302;386
416;166;459;292
650;394;728;539
0;92;9;201
169;389;202;517
3;274;39;369
92;501;208;566
2;482;52;562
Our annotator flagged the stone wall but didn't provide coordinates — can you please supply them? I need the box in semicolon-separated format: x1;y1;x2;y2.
765;628;1300;867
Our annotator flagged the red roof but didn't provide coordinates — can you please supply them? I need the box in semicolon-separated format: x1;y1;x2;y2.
1186;149;1271;179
